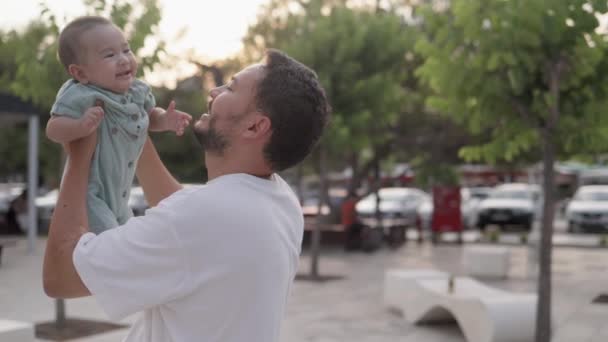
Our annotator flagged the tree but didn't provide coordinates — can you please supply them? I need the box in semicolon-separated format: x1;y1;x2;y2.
416;1;608;340
245;0;422;191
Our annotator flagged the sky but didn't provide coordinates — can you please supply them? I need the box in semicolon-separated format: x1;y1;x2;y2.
1;0;270;86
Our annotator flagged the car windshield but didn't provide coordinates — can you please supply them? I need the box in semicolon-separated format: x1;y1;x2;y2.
490;190;532;200
574;191;608;202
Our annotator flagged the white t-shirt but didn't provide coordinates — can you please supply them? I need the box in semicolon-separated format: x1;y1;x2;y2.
73;173;303;342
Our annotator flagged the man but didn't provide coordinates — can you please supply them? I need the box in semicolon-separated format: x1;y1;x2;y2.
43;49;330;342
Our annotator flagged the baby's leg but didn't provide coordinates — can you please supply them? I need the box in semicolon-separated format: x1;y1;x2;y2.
87;195;120;234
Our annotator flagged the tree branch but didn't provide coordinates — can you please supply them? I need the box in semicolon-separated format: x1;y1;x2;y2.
510;97;540;130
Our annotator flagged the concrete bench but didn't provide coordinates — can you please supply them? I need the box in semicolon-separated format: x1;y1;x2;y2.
0;238;18;266
0;319;35;341
384;268;448;319
403;276;536;342
462;246;510;278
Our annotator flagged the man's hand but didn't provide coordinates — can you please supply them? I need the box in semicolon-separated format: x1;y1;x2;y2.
66;123;98;163
77;100;105;136
151;101;192;136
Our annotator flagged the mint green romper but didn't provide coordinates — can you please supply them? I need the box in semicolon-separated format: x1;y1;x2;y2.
51;79;154;233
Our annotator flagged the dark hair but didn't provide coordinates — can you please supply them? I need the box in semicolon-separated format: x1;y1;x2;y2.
57;16;113;71
256;49;330;171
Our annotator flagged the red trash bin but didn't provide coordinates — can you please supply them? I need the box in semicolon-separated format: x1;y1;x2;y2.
431;186;462;236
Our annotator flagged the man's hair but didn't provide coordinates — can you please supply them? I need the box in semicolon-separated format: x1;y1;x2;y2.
256;49;330;171
57;16;113;71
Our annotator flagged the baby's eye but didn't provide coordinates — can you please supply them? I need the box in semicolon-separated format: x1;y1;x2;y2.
104;53;115;58
123;48;131;54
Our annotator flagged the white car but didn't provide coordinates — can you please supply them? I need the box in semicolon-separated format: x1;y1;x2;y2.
476;183;541;231
0;183;25;214
565;185;608;233
356;187;429;228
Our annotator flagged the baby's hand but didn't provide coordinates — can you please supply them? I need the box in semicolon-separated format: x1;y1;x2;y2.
164;100;192;136
78;100;105;135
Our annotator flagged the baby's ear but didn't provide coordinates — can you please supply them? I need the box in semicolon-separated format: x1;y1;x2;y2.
68;64;89;84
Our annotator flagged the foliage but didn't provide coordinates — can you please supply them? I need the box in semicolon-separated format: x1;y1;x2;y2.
416;1;608;340
243;1;426;190
416;0;608;162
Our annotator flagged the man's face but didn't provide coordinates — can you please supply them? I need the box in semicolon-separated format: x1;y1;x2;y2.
194;64;265;154
76;24;138;94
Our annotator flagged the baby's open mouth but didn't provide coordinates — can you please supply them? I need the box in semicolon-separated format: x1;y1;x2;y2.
116;70;132;78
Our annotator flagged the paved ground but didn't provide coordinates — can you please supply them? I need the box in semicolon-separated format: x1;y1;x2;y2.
1;237;608;341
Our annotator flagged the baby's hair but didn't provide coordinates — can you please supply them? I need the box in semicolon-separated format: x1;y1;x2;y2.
57;16;114;71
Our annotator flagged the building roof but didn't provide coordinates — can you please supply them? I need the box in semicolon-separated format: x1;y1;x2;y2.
0;93;40;117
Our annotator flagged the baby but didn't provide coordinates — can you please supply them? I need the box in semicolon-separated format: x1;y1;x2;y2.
47;16;191;233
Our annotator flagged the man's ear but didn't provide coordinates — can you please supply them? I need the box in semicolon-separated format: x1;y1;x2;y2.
243;113;271;139
68;64;89;84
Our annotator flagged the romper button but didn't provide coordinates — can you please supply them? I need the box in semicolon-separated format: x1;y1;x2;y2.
122;190;127;198
128;161;133;168
131;114;139;121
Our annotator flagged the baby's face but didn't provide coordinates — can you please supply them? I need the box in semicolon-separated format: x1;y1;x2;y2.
77;24;137;94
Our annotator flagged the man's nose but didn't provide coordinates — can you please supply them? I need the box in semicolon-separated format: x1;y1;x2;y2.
209;85;225;98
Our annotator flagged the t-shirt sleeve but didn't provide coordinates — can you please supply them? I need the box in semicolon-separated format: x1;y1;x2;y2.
73;204;190;320
50;82;98;119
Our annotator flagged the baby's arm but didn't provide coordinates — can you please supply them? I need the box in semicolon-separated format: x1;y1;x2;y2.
47;104;104;144
148;101;192;136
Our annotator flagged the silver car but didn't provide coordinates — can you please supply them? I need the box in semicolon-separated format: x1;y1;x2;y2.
356;187;429;228
565;185;608;233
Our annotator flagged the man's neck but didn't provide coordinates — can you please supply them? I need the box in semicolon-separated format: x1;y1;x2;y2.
204;152;272;182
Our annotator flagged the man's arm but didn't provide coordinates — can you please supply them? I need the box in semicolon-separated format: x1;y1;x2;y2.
136;136;182;207
43;132;97;299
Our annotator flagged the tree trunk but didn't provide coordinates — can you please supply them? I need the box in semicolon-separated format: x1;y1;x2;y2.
55;298;66;328
535;129;555;342
374;158;382;230
56;149;67;327
310;144;328;278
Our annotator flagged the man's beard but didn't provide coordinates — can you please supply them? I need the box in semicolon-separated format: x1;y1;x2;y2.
193;116;230;155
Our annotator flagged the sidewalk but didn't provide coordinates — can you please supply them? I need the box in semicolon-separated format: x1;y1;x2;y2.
1;238;607;341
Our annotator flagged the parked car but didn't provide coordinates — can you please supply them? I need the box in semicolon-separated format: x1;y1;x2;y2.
417;186;494;230
565;185;608;233
128;186;148;216
35;185;195;233
0;183;25;215
301;188;348;223
36;189;59;232
476;183;541;231
356;187;429;228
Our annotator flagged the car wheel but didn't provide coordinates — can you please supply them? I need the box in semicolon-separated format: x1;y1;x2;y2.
568;222;580;234
361;226;383;252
